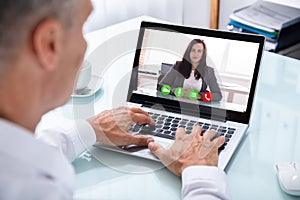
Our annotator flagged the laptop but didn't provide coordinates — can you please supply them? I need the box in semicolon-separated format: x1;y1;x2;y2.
94;21;265;170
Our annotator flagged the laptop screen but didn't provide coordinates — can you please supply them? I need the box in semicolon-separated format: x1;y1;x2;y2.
128;22;265;123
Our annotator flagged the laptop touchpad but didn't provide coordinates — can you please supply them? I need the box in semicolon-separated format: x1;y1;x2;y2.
123;139;172;152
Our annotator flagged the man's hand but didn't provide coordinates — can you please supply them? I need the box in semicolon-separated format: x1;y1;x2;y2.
87;106;155;146
148;126;225;176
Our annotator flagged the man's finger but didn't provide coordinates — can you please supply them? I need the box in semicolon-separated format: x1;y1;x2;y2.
112;106;128;115
129;135;154;146
190;125;202;137
131;113;155;125
215;136;225;148
148;142;167;160
189;126;202;147
175;127;186;140
130;107;151;116
203;129;217;141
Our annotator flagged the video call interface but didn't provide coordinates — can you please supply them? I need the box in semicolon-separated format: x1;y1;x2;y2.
133;28;260;113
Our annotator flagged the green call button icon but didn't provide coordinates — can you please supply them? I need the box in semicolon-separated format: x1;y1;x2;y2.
161;85;171;95
188;89;199;100
174;87;184;98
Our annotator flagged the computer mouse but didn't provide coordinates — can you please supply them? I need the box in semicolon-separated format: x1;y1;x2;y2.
276;162;300;196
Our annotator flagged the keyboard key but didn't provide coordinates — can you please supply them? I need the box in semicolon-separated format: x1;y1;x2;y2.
172;119;180;124
218;142;228;153
197;122;204;127
132;125;142;132
156;124;163;129
170;127;177;131
187;122;194;127
218;145;225;152
139;129;154;135
156;120;164;124
156;129;163;133
218;129;227;133
140;125;155;132
211;125;218;130
202;125;210;130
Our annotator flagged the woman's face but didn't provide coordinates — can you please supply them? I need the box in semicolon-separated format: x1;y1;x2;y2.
189;43;204;65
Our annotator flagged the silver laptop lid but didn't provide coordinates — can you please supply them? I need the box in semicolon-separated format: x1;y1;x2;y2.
127;21;265;124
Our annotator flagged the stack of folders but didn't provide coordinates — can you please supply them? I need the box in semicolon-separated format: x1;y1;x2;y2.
227;0;300;52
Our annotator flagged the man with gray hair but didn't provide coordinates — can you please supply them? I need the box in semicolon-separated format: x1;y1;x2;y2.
0;0;228;199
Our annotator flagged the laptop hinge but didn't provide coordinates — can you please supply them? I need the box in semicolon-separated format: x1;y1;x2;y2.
142;103;227;123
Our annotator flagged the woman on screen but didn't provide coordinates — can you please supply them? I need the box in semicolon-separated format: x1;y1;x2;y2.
159;39;222;102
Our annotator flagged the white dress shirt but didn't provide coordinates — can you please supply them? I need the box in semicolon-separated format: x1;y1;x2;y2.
0;118;95;200
0;118;229;199
183;70;203;91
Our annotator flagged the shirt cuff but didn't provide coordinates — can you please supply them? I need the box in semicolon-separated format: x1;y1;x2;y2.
72;120;96;157
182;165;227;184
181;166;229;200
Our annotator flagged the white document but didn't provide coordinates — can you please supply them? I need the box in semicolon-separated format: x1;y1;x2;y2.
234;1;300;30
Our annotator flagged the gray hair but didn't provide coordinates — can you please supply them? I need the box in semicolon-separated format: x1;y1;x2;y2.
0;0;80;64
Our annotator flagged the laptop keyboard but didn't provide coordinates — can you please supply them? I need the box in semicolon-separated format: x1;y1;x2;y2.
130;112;236;152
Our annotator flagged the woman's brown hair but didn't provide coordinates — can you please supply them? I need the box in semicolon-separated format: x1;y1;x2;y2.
175;39;207;80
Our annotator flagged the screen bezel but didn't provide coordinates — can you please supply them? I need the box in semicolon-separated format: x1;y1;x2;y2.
127;21;265;124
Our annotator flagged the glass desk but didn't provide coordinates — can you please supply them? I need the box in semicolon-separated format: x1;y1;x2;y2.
39;16;300;199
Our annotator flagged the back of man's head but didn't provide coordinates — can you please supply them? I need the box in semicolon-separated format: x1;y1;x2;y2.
0;0;79;65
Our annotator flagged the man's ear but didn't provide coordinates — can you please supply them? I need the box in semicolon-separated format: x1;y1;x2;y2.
32;19;64;72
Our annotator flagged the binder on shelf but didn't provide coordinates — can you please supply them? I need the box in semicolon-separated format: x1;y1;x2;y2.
227;0;300;52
